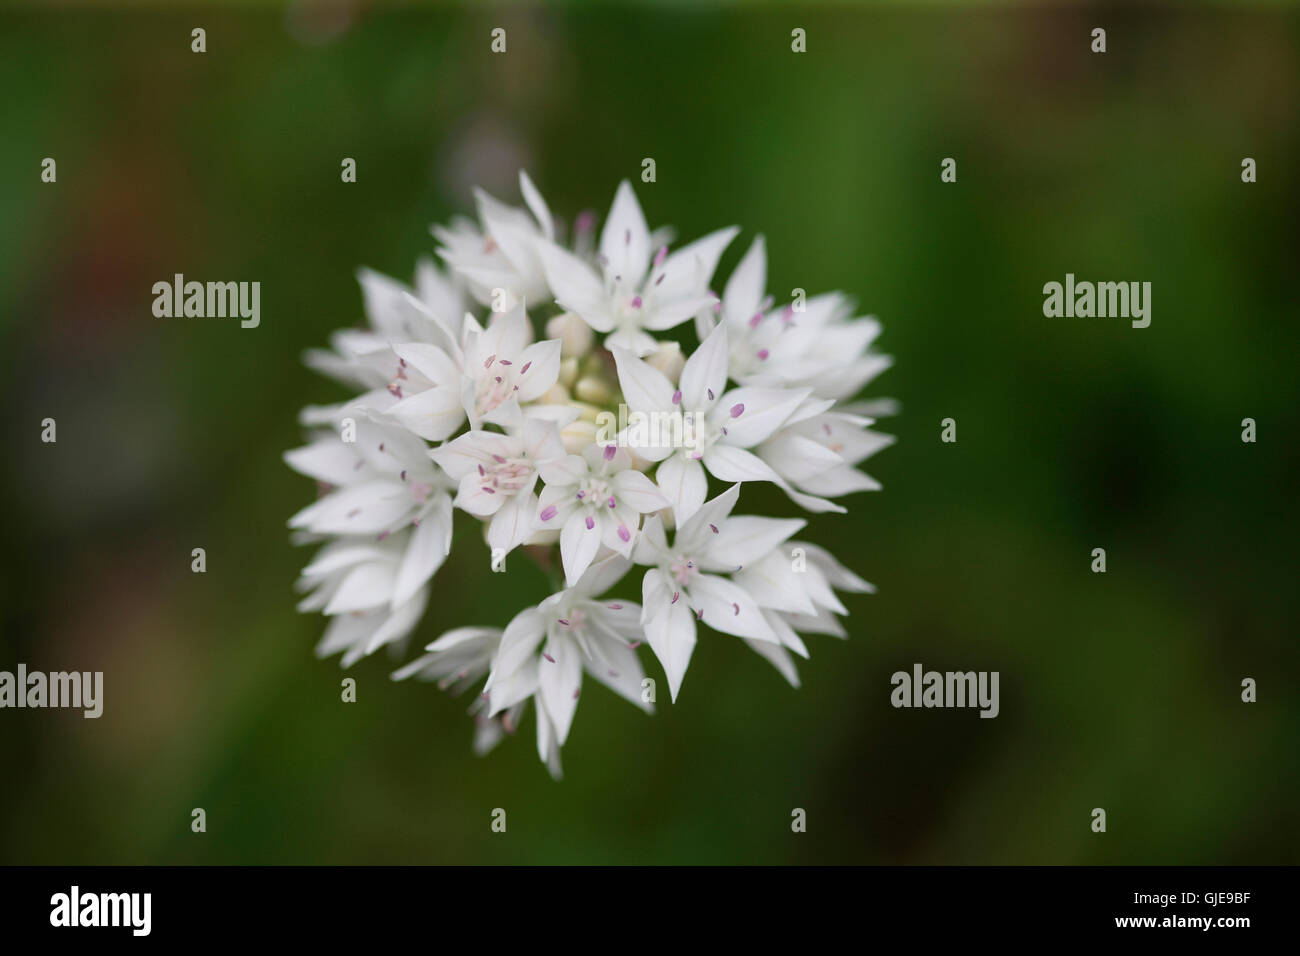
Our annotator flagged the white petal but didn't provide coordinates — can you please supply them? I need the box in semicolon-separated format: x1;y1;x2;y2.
539;633;582;745
519;170;555;240
702;444;782;484
610;468;671;514
582;640;652;713
559;512;603;587
429;430;515;480
714;386;809;447
733;551;818;616
640;569;697;702
600;180;650;289
488;491;538;553
678;320;728;412
698;515;805;573
284;440;361;486
391;496;452;607
289;481;411;535
572;553;635;599
758;434;844;484
324;560;397;614
387;385;466;442
455;472;506;517
675;483;741;553
632;514;670;565
537;241;613;330
686;573;778;643
722;234;766;326
514;339;562;402
537;453;586;486
489;607;545;677
655;226;738;301
656;454;708;524
743;637;801;688
612;347;675;416
392;342;459;386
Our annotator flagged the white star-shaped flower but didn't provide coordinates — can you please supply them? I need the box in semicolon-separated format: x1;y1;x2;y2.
429;399;566;554
434;170;557;310
534;443;670;586
613;321;811;521
633;484;804;701
383;299;562;439
537;180;736;355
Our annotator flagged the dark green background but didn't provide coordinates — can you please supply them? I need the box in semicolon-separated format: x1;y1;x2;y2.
1;3;1297;864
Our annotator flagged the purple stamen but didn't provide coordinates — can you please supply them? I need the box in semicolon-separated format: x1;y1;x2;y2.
499;359;512;366
707;388;714;400
757;349;769;361
709;523;718;533
540;505;558;522
482;486;495;495
484;354;495;369
671;389;681;405
543;652;555;662
671;591;680;604
606;496;616;508
608;603;623;610
387;384;403;399
631;296;642;308
585;516;595;530
617;524;631;542
730;403;744;418
521;361;531;374
603;444;616;461
732;603;740;616
654;245;667;267
492;454;506;464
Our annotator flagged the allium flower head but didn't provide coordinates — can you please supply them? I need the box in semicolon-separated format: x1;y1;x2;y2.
287;174;894;777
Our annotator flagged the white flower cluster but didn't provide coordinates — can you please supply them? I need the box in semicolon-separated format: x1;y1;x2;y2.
286;174;894;776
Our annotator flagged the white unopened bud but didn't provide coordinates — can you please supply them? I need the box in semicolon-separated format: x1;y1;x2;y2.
546;312;595;359
558;357;579;389
561;418;599;454
574;375;613;405
537;383;571;405
645;340;685;381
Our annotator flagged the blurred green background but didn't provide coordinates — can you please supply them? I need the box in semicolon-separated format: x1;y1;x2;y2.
1;2;1297;864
